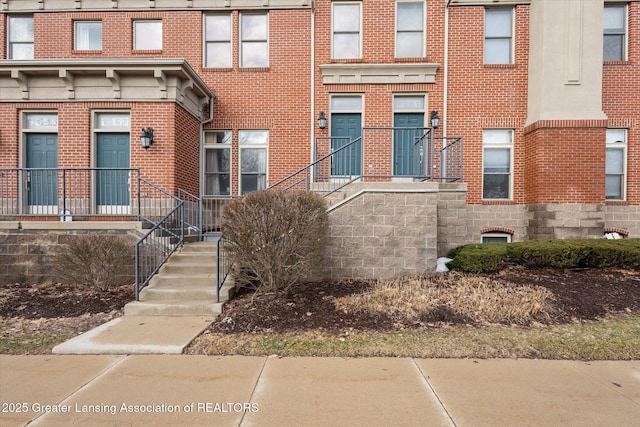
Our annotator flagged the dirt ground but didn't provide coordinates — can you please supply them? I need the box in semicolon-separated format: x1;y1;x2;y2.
1;269;639;339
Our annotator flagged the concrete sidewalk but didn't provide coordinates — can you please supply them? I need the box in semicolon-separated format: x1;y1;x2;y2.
1;356;638;427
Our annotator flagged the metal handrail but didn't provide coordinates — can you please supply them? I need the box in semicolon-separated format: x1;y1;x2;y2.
134;201;184;299
269;136;364;196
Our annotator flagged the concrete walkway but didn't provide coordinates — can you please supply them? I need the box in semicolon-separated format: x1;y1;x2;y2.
1;356;638;426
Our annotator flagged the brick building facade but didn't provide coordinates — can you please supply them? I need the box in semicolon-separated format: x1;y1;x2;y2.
1;0;638;249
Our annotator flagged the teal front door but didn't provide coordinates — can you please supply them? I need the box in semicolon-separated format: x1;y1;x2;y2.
393;113;424;176
331;113;362;176
96;133;130;207
26;133;58;207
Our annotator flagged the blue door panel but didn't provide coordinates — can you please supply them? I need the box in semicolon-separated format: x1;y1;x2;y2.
96;133;130;206
331;113;362;176
26;134;58;206
394;113;424;176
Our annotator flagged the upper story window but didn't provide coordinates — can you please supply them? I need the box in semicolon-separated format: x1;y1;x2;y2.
604;4;627;61
482;129;513;200
134;20;162;50
484;8;513;64
606;129;627;200
205;14;232;68
75;21;102;51
240;13;268;67
332;2;361;59
8;15;34;59
396;1;425;58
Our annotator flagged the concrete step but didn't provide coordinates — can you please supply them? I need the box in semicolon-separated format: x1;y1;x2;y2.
166;252;218;264
160;263;217;275
124;300;225;316
180;241;221;253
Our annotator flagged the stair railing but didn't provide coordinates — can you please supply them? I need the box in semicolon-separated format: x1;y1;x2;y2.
269;136;364;196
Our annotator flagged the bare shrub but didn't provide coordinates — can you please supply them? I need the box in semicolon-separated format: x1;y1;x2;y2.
222;190;328;293
334;272;555;325
54;234;134;292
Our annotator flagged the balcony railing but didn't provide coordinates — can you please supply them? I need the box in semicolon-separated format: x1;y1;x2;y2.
269;127;463;196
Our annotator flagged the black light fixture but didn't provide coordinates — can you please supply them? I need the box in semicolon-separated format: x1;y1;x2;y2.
317;111;327;129
430;111;440;129
140;127;154;149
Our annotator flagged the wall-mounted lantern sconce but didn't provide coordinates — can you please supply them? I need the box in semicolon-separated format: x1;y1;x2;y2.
317;111;327;129
140;127;154;149
430;111;440;129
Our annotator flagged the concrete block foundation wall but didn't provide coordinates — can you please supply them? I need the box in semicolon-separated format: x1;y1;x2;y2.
0;222;141;284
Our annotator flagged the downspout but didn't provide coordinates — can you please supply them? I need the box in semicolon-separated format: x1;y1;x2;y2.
441;0;450;179
198;96;214;237
310;1;316;167
443;1;450;138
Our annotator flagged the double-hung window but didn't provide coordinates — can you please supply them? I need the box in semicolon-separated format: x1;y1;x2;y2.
133;20;162;50
396;1;425;58
603;4;626;61
204;131;232;196
205;14;232;68
240;13;268;67
239;130;268;195
606;129;627;200
332;2;361;59
483;129;513;200
484;8;513;64
75;21;102;51
8;15;34;59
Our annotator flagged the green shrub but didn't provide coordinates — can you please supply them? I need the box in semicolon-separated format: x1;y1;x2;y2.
222;190;328;293
447;238;640;273
54;234;134;291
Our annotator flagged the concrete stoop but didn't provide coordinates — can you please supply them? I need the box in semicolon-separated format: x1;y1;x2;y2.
53;241;235;354
124;241;235;316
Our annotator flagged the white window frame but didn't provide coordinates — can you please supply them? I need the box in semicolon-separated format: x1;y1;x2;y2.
603;3;627;61
482;129;513;200
203;131;232;196
74;20;102;51
240;12;269;68
204;13;232;68
8;15;34;60
332;1;362;60
484;7;514;65
239;130;269;195
606;129;627;201
395;1;425;59
133;20;162;51
481;233;512;243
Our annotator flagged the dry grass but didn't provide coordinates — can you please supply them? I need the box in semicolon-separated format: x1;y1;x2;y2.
333;272;555;325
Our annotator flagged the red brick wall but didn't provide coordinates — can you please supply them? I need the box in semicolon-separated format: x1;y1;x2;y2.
447;5;530;205
602;2;640;205
174;105;200;195
313;0;445;178
524;123;607;204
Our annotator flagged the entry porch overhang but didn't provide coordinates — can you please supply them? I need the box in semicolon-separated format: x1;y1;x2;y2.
0;59;214;120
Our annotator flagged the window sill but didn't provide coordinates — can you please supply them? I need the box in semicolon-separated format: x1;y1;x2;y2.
482;200;515;205
483;63;517;69
603;60;631;66
73;50;102;55
330;58;363;64
132;49;163;54
203;67;234;72
239;67;270;72
605;200;628;206
394;57;428;63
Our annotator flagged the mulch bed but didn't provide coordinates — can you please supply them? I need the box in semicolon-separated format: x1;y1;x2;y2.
210;269;640;334
1;269;639;339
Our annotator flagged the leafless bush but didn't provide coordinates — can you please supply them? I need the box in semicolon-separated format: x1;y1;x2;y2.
222;190;328;293
334;272;555;325
54;234;134;292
